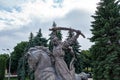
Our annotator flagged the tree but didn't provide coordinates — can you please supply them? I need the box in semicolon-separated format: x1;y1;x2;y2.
27;29;47;80
0;54;9;80
81;50;92;73
49;22;62;51
64;30;82;73
11;41;28;73
17;29;48;80
90;0;120;79
27;32;34;48
33;29;48;47
17;33;34;80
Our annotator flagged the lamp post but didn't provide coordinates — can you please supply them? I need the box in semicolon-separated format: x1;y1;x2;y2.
2;49;11;80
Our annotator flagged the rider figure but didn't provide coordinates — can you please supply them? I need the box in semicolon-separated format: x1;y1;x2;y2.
50;28;81;80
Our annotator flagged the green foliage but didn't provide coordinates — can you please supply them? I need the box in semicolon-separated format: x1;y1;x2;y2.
27;30;48;49
16;33;34;80
64;48;73;69
0;54;9;80
33;29;48;47
17;57;26;80
81;50;92;73
27;32;34;48
11;41;28;73
72;41;82;73
90;0;120;79
17;29;48;80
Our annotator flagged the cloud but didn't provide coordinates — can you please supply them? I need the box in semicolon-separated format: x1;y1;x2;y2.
0;0;99;31
0;0;100;53
0;9;94;53
53;9;94;49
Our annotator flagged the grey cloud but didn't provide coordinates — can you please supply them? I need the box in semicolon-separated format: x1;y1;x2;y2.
53;9;93;49
54;9;93;37
0;9;93;53
0;0;40;12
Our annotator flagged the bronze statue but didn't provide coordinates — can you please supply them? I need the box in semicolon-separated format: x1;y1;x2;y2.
27;27;87;80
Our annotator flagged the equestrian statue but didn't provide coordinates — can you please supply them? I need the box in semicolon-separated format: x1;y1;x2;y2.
26;27;88;80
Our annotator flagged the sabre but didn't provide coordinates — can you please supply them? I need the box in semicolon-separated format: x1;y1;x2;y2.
49;27;85;38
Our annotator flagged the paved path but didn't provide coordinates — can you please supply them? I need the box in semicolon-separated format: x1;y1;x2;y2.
88;78;93;80
5;75;17;77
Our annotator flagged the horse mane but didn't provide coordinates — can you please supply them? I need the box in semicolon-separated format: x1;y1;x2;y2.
27;46;51;58
34;46;51;54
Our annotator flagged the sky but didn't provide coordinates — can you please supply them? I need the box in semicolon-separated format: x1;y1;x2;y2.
0;0;100;54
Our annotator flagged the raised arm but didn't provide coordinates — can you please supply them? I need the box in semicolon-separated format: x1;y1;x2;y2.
62;30;81;49
49;27;85;38
49;27;85;49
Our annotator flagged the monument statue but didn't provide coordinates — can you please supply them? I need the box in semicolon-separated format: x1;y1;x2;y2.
26;27;88;80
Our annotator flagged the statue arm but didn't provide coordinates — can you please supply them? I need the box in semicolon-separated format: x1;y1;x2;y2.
62;30;81;49
49;27;85;48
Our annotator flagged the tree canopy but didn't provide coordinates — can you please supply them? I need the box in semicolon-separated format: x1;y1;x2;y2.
0;54;9;80
90;0;120;79
11;41;28;73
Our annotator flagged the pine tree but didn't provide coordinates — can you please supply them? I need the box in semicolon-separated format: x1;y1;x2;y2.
33;29;48;47
64;31;74;69
81;50;92;73
64;30;82;73
17;30;48;80
28;32;34;48
17;33;34;80
90;0;120;80
49;22;62;51
27;29;47;80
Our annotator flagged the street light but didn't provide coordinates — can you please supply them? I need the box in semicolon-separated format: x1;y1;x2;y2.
2;49;11;80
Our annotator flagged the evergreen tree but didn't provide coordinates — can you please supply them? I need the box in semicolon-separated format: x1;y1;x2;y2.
17;33;34;80
81;50;92;73
64;30;82;73
49;22;62;51
64;31;74;69
28;32;34;48
90;0;120;80
18;29;48;80
33;29;48;47
17;57;26;80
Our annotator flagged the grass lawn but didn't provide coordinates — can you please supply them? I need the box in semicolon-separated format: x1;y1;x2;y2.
4;77;29;80
4;77;17;80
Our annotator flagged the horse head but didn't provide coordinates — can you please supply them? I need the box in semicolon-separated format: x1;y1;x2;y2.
26;46;57;80
26;46;52;71
27;47;40;71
